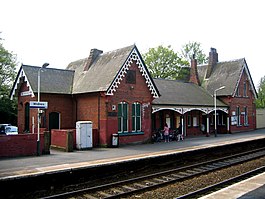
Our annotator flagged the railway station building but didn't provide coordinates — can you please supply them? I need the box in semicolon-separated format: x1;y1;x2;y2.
10;45;257;146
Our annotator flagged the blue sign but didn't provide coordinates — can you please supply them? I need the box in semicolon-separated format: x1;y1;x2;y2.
30;101;48;109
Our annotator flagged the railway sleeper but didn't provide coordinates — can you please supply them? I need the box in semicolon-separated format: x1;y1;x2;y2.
134;183;149;188
111;188;125;194
153;178;167;183
97;191;113;198
161;176;176;181
212;162;229;167
185;169;200;174
122;185;137;191
192;168;206;172
144;180;158;186
83;193;99;199
178;171;194;176
170;173;188;178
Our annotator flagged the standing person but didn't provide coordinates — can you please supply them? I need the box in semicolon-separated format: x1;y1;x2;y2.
163;123;169;142
177;122;183;141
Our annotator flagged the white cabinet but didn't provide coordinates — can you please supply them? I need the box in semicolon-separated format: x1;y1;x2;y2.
76;121;93;149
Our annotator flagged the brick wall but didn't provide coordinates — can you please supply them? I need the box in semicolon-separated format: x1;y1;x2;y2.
220;69;256;132
73;61;154;146
105;61;154;145
51;129;99;150
0;133;45;158
17;81;75;133
51;129;76;151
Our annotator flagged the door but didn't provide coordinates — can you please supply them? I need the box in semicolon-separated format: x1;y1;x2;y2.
49;112;60;130
24;102;30;132
81;122;92;148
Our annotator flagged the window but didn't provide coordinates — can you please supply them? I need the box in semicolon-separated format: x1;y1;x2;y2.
244;107;248;126
218;113;225;125
187;115;192;127
126;70;136;84
118;102;128;132
210;114;214;125
132;102;141;132
236;106;241;126
235;86;240;96
243;81;247;97
193;116;198;127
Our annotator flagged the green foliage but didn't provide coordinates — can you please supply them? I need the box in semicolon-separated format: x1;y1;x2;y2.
179;41;208;65
0;35;18;124
255;76;265;108
143;45;189;80
143;42;208;81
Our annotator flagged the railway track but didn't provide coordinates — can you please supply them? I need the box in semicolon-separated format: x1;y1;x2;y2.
176;165;265;199
41;147;265;199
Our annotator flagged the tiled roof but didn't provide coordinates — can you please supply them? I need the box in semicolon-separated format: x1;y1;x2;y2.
21;65;74;94
67;45;135;94
197;58;257;97
152;79;227;107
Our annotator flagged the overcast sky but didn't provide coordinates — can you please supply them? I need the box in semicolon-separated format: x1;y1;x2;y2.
1;0;264;87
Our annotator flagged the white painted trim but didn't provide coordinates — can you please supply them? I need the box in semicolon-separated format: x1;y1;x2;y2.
10;67;35;100
106;47;159;98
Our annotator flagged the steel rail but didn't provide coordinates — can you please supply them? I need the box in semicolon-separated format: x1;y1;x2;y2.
40;147;265;199
176;166;265;199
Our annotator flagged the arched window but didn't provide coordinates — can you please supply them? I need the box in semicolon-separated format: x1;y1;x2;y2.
118;102;128;132
243;81;248;97
132;102;141;132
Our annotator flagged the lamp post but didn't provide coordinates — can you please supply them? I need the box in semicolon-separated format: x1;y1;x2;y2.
214;86;225;137
37;63;49;156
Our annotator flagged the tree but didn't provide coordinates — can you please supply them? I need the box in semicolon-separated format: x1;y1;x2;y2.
179;41;208;65
255;76;265;108
0;34;17;124
143;45;189;80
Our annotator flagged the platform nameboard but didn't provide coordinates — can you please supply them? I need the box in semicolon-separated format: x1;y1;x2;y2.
30;101;48;109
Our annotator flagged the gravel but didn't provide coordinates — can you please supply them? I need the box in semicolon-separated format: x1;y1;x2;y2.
127;157;265;199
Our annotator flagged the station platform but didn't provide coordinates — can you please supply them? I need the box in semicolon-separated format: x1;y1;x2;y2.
199;172;265;199
0;129;265;183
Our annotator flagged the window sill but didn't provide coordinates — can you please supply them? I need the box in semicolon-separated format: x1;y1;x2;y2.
118;132;144;136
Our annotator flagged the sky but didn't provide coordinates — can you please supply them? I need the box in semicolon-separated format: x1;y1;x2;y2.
1;0;264;88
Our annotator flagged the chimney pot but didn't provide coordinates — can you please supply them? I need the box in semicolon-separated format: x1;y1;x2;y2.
189;55;200;86
206;48;218;78
84;48;103;71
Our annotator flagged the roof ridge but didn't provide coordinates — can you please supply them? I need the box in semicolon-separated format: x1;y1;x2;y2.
198;58;245;67
22;64;74;72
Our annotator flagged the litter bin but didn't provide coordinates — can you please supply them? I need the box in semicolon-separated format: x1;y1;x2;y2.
111;133;119;147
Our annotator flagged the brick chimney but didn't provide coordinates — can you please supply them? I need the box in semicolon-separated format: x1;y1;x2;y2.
189;54;200;86
206;48;218;79
84;48;103;71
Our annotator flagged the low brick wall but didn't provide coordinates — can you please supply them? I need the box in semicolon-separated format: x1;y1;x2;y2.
0;133;48;158
51;129;99;151
51;129;76;152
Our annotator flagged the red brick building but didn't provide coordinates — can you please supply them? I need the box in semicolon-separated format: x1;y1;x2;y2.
11;45;160;146
11;45;257;146
152;48;257;137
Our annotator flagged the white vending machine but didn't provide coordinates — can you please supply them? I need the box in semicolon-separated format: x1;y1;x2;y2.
76;121;93;149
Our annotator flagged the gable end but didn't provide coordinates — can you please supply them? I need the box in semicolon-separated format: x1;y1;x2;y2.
232;59;258;98
10;66;34;100
106;47;160;98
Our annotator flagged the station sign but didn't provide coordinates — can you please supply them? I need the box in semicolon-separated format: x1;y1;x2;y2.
21;90;33;97
30;101;48;109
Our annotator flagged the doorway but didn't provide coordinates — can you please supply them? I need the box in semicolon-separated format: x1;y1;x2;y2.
24;102;30;132
49;112;60;130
